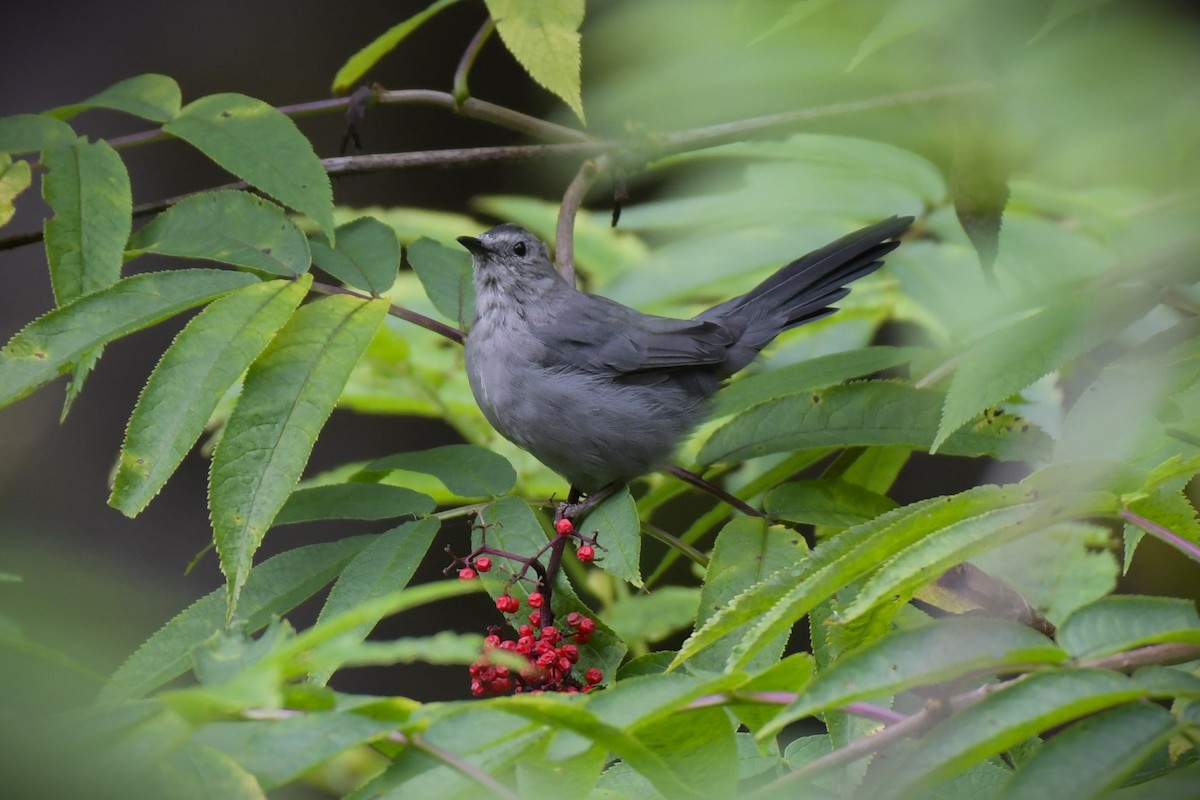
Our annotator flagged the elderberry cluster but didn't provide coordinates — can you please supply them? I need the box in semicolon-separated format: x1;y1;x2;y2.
469;594;602;696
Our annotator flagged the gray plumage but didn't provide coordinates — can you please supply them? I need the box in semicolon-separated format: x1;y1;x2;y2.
459;217;913;496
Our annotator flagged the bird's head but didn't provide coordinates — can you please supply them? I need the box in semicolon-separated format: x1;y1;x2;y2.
457;224;562;298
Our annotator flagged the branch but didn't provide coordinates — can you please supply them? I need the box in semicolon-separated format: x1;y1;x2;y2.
554;156;608;284
453;20;496;106
308;280;463;344
1120;508;1200;564
665;464;767;519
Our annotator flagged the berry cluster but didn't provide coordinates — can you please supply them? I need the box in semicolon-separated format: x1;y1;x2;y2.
469;595;603;696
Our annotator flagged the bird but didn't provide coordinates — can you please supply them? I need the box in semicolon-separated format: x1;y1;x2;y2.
457;216;913;519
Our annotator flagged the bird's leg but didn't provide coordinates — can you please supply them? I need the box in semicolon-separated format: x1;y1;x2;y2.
555;482;620;525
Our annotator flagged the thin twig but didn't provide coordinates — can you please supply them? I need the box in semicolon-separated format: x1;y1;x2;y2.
555;156;608;284
376;89;591;143
1120;508;1200;564
453;20;496;106
665;464;767;519
308;280;464;344
1080;642;1200;671
642;522;710;567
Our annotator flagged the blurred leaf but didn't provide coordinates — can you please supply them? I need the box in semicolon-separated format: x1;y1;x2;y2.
367;444;517;498
330;0;464;94
110;277;310;516
1126;487;1200;556
765;478;898;528
210;295;387;617
164;94;334;240
406;236;475;328
48;74;182;123
99;536;371;702
484;0;586;123
0;269;256;409
701;381;1051;466
716;345;919;417
748;0;841;46
580;486;642;587
275;482;434;525
309;518;441;684
129;190;311;277
160;742;267;799
307;631;488;673
0;113;76;156
606;587;700;644
0;154;32;227
1031;0;1120;43
310;216;399;296
630;706;738;800
848;0;976;70
732;652;815;733
1057;595;1200;659
952;125;1011;280
691;517;808;672
759;618;1066;739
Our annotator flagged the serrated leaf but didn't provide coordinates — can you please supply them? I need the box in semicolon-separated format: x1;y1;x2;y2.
692;517;808;672
996;702;1177;800
40;137;132;408
275;482;434;525
836;492;1117;626
867;670;1154;800
163;94;334;240
367;443;516;497
0;269;257;409
210;295;387;618
765;478;898;528
935;289;1155;450
1127;487;1200;557
130;190;311;277
580;486;642;587
309;216;399;296
100;536;371;702
759;618;1065;740
1057;595;1200;659
308;518;441;684
49;74;182;123
671;485;1034;671
701;381;1050;466
0;113;76;156
406;236;475;328
330;0;464;93
0;154;32;227
716;345;918;417
109;278;311;516
160;742;267;799
485;0;586;123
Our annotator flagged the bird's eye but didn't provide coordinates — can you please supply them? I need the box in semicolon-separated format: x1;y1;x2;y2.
513;241;527;257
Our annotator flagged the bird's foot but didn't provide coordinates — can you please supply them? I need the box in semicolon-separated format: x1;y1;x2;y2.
554;483;620;527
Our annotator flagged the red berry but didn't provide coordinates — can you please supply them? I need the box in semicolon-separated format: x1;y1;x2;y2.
560;644;579;662
540;626;560;644
528;610;542;627
470;679;487;697
458;567;477;580
496;594;519;613
573;631;591;645
576;616;596;634
566;612;583;627
518;624;534;638
474;556;492;573
576;544;595;563
527;591;544;608
585;668;603;685
555;518;575;536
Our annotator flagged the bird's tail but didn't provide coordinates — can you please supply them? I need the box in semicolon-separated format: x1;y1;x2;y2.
701;216;913;375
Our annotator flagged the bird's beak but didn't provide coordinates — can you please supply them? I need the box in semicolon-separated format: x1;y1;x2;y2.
456;235;488;257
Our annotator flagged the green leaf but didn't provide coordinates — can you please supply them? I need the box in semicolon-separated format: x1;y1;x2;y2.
163;94;334;240
700;381;1050;465
1127;487;1200;557
759;618;1066;740
99;536;371;702
765;478;898;528
0;113;76;155
1057;595;1200;659
0;154;32;227
309;216;399;296
109;278;311;516
210;295;387;617
935;289;1156;450
129;190;311;277
848;0;976;70
606;587;700;645
836;492;1117;627
49;74;182;123
194;712;398;790
691;517;808;672
306;631;488;673
1031;0;1120;43
406;236;475;328
275;482;434;525
715;345;918;417
484;0;586;123
330;0;465;93
631;706;738;800
0;269;257;409
732;652;815;733
308;518;441;684
367;444;517;498
580;486;642;587
671;485;1034;671
996;703;1177;800
867;670;1154;800
160;742;267;799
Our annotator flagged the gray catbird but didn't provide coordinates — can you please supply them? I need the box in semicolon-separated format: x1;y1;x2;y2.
458;216;912;514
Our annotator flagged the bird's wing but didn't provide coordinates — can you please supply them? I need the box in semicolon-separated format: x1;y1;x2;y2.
534;292;739;375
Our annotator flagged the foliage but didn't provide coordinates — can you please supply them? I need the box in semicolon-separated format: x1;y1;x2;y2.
2;1;1200;798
